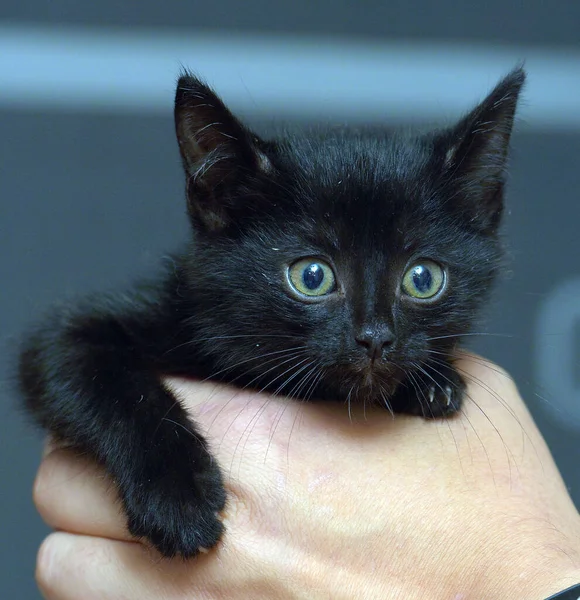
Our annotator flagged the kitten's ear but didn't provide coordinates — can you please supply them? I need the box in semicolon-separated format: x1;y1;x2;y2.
440;66;526;232
174;74;269;230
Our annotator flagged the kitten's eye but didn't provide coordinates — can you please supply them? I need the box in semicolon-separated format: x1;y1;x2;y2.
402;261;446;300
287;259;336;297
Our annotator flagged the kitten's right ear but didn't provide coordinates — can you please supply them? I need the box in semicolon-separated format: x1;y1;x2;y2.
175;74;269;230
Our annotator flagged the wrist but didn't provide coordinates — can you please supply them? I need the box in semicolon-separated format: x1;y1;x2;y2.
501;573;580;600
468;558;580;600
447;502;580;600
416;515;580;600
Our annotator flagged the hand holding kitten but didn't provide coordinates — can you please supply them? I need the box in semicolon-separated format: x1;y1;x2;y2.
34;355;580;600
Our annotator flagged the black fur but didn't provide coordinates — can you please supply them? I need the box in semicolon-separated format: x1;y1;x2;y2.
18;68;525;557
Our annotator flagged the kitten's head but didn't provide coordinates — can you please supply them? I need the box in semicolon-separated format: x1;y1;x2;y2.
174;69;525;404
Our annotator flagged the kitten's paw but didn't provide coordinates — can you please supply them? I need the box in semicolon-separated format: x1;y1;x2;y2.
123;460;227;558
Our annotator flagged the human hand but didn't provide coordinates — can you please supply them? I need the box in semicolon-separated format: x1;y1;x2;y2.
33;354;580;599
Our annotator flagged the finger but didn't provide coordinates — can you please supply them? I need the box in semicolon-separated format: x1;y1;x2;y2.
37;533;162;600
35;531;262;600
34;448;130;541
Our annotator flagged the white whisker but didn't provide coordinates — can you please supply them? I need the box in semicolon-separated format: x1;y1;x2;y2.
425;332;515;342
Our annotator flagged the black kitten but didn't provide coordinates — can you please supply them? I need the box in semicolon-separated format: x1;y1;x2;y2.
19;68;525;557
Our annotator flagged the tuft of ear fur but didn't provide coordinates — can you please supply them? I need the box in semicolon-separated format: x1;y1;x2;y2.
174;73;270;230
440;66;526;232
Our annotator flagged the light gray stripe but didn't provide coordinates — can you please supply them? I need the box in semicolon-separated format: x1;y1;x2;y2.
0;24;579;129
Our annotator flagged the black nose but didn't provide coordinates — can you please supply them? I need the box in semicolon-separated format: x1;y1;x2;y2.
355;328;395;360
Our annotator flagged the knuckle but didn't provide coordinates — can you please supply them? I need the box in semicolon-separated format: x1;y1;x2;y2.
33;458;52;514
33;453;61;522
225;485;253;525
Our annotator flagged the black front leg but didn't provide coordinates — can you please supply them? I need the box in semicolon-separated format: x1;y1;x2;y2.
391;361;465;419
19;292;225;558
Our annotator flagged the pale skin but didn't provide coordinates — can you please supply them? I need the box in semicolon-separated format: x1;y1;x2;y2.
33;354;580;599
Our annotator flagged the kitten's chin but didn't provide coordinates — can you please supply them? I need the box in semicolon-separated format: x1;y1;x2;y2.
347;362;403;400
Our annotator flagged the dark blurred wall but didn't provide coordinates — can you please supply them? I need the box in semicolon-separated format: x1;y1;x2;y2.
1;3;579;599
2;0;579;46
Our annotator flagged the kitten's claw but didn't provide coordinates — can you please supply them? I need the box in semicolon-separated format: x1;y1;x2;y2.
427;385;452;406
444;385;453;406
392;367;465;419
421;375;464;418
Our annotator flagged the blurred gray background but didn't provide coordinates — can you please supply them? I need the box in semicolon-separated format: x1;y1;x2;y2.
1;2;579;598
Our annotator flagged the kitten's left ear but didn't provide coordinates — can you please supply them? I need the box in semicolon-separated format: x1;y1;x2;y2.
440;66;526;232
174;73;271;230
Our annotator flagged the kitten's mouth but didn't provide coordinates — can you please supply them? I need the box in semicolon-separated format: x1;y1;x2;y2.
326;359;403;401
355;361;401;396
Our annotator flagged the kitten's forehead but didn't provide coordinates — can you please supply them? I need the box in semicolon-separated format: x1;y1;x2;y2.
276;129;440;250
283;128;433;185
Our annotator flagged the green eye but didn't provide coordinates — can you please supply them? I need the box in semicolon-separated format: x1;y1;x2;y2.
287;259;336;297
402;261;446;299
